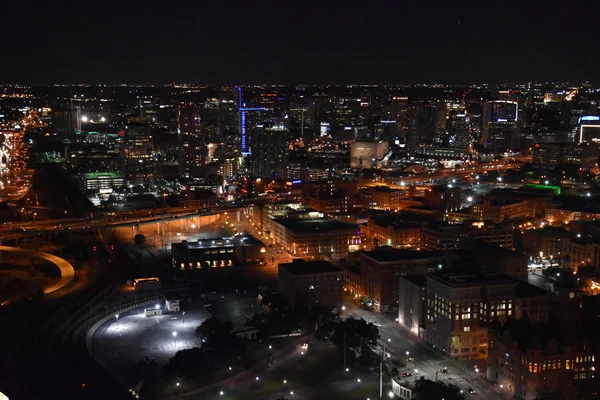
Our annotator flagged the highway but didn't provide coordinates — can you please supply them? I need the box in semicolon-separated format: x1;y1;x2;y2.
0;206;244;242
368;156;531;188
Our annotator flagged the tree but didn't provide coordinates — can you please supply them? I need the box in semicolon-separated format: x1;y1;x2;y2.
134;234;146;246
306;304;335;332
195;317;246;357
328;317;380;353
195;317;233;339
162;348;208;381
414;378;465;400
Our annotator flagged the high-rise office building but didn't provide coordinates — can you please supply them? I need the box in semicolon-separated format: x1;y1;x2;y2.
482;101;520;152
447;111;471;148
577;115;600;143
248;121;289;178
178;107;204;178
123;124;153;183
406;106;436;152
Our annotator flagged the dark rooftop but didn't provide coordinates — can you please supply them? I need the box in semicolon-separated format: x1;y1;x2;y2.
279;259;342;275
401;274;427;287
274;217;358;233
427;270;516;287
516;281;548;298
362;247;444;263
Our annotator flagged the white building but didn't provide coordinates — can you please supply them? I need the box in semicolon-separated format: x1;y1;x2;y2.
350;140;389;169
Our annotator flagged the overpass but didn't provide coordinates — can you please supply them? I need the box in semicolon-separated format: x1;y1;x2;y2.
0;204;254;242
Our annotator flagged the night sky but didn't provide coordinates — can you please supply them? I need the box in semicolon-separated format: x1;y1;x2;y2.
0;1;597;84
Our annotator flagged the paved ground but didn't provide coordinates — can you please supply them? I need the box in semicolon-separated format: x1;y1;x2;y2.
92;304;211;389
92;289;264;392
528;270;555;292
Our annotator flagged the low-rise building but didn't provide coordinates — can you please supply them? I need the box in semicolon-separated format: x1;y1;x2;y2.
447;241;528;281
424;271;518;358
487;318;596;400
303;194;366;216
398;275;427;335
514;281;549;323
473;198;529;223
278;259;344;309
270;212;361;260
361;186;408;211
562;237;600;272
79;171;125;193
360;247;444;312
546;197;600;225
364;212;422;249
522;227;568;263
421;221;514;251
171;235;266;269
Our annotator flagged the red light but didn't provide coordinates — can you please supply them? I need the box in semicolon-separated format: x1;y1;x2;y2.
93;246;97;251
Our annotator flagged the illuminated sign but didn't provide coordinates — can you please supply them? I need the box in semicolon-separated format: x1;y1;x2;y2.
578;115;600;124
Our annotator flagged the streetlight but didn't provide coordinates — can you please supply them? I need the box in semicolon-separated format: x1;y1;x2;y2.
388;391;394;398
172;331;177;347
357;378;361;388
182;311;186;326
290;391;294;399
115;314;119;329
219;391;224;396
283;380;287;384
255;376;259;381
342;306;346;311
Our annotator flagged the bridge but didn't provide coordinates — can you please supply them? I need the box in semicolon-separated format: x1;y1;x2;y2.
0;205;251;243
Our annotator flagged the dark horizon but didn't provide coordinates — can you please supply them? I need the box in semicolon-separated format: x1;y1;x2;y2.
1;1;599;85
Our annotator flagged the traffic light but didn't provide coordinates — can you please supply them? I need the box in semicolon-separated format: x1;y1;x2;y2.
110;245;115;250
93;246;97;251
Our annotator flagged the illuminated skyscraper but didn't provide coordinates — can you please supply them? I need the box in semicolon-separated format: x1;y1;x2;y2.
248;121;289;178
447;111;471;148
482;101;520;152
577;115;600;143
178;107;203;178
406;106;436;152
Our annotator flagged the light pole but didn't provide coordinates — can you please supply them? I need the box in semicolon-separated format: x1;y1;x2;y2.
182;311;186;326
380;342;385;399
344;333;347;370
172;331;177;347
290;391;294;399
357;378;361;388
115;313;119;329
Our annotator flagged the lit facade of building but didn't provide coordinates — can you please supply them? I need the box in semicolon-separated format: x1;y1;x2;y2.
278;259;344;310
270;213;361;261
360;248;444;312
488;320;596;400
350;140;389;169
424;271;518;359
421;221;514;251
472;198;529;223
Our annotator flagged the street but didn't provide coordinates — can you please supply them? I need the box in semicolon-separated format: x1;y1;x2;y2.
343;302;508;400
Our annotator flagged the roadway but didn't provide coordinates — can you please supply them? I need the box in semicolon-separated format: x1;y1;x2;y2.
0;245;75;295
343;302;509;400
368;157;531;188
0;206;245;241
